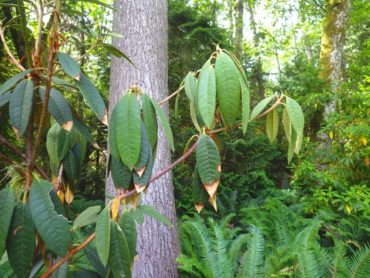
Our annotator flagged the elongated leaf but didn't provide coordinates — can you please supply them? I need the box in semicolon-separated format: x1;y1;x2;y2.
58;52;81;80
52;257;68;278
240;77;250;134
29;179;71;257
141;94;158;149
282;107;291;142
78;0;114;9
63;150;79;186
215;51;241;127
196;134;221;186
73;116;97;147
184;72;197;102
46;123;69;173
133;145;153;191
150;98;175;151
198;61;216;129
286;96;304;137
295;135;303;155
52;77;76;89
190;102;202;132
0;69;31;95
77;73;107;124
288;129;297;164
193;167;209;213
118;212;137;258
266;108;279;143
109;93;141;170
110;156;132;189
95;207;111;266
6;204;36;278
0;92;10;107
134;123;151;174
0;187;16;255
39;87;73;131
135;205;172;227
250;95;274;121
73;206;101;230
109;222;131;278
101;43;135;66
9;79;33;136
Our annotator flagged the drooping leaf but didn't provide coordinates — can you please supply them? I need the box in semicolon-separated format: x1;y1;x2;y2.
192;167;209;213
134;123;151;175
110;156;132;189
240;77;250;134
184;72;197;102
77;73;107;124
63;150;79;186
288;129;297;164
100;43;135;66
118;212;137;258
141;94;158;149
189;101;202;132
39;87;73;131
50;190;66;216
108;221;131;278
133;145;153;192
84;246;108;277
196;134;221;188
95;207;111;266
286;96;304;137
58;52;81;80
51;257;68;278
197;61;216;129
134;205;172;227
249;95;274;121
0;92;10;107
0;187;16;255
282;107;291;142
73;205;101;230
266;108;279;143
73;116;97;147
6;204;36;278
0;69;31;95
215;51;241;127
109;93;141;170
9;79;33;136
46;123;69;174
295;135;303;155
52;77;76;89
29;179;71;257
150;98;175;151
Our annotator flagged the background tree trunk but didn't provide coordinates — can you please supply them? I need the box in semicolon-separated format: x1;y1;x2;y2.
108;1;180;277
234;0;244;60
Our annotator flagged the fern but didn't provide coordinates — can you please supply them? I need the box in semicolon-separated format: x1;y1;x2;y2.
347;244;370;278
229;234;248;274
238;225;265;278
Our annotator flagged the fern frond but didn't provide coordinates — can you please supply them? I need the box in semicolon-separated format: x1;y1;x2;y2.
348;244;370;278
229;234;249;274
176;255;209;277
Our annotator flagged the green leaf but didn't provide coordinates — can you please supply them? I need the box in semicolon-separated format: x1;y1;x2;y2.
58;52;81;80
110;156;132;189
286;96;304;137
135;205;172;227
73;116;97;147
95;207;111;266
109;221;131;278
250;95;274;121
101;43;135;66
288;129;297;164
295;135;303;155
184;72;197;102
52;77;76;89
266;108;279;143
46;123;69;171
133;144;153;190
141;94;158;149
109;93;141;170
62;150;79;186
77;73;107;124
282;107;291;142
240;77;250;134
215;51;241;127
150;98;175;151
0;187;16;255
197;61;216;129
39;87;73;131
9;79;33;136
29;179;71;257
6;204;36;278
73;205;101;230
0;92;10;107
134;123;151;173
196;134;221;185
0;69;31;95
118;212;137;258
189;101;202;132
78;0;114;9
192;167;209;209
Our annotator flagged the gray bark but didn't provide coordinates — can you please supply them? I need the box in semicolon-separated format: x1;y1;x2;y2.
108;1;180;277
235;0;244;60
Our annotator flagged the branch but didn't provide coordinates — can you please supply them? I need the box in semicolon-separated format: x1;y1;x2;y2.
39;140;198;278
0;26;26;71
158;84;184;106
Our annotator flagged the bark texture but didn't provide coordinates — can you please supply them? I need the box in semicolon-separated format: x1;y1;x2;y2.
234;0;244;60
108;1;180;277
319;0;350;92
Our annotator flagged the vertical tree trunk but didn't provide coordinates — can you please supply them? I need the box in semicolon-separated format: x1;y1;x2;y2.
234;0;244;60
228;0;235;44
319;0;350;114
108;1;180;277
247;1;265;97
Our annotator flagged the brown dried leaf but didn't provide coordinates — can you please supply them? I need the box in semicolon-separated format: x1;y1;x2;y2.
203;179;219;197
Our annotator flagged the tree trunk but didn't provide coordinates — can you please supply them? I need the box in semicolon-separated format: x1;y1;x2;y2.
319;0;350;114
234;0;244;60
228;0;235;45
108;1;180;277
247;1;265;97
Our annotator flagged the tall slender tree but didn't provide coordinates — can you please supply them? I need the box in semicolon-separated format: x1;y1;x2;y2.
108;0;180;277
235;0;244;60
